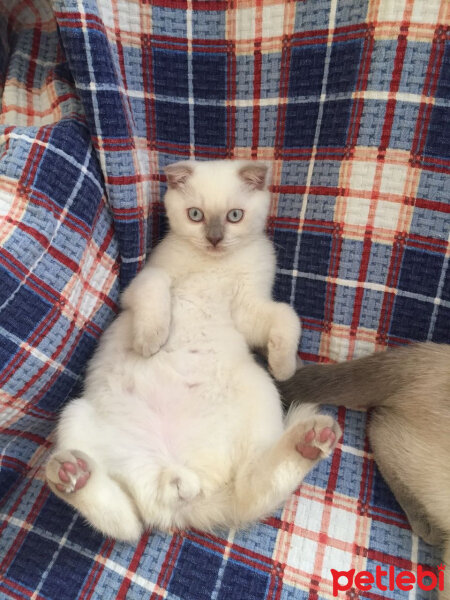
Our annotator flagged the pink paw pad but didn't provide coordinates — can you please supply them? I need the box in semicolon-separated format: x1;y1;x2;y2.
56;458;90;493
296;426;337;460
318;427;336;445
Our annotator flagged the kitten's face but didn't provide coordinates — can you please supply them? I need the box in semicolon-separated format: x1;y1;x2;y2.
163;160;271;255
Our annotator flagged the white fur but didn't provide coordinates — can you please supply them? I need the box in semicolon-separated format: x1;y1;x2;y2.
46;160;339;541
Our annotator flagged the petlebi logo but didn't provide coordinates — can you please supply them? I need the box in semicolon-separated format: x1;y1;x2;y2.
331;564;445;596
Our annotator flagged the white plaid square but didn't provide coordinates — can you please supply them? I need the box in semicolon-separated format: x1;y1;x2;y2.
262;4;285;38
235;7;256;40
321;546;354;580
349;161;377;193
380;163;408;196
344;197;371;226
377;0;408;21
411;0;442;23
374;199;402;230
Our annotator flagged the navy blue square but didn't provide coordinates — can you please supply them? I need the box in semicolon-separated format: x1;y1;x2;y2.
34;494;76;538
70;160;103;226
398;247;444;298
217;560;269;599
78;88;129;138
1;285;50;339
0;467;20;502
60;28;110;86
35;145;81;207
284;102;320;148
0;333;16;371
273;272;294;304
273;229;298;271
297;232;332;276
327;39;363;94
425;105;450;158
8;532;58;589
194;105;226;147
295;277;327;321
39;126;103;227
431;306;450;343
318;99;352;147
168;540;222;600
288;45;327;97
39;371;78;412
95;89;130;138
193;52;226;99
153;49;188;97
40;547;93;599
66;330;97;373
0;265;19;307
85;30;117;85
390;296;434;341
155;100;190;144
67;518;105;554
435;42;450;100
49;120;92;166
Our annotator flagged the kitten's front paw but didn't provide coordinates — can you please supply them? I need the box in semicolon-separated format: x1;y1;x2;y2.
268;305;301;381
133;319;170;357
268;333;298;381
132;302;171;357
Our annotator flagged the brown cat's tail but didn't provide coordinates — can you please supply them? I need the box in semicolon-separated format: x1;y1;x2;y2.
279;343;443;411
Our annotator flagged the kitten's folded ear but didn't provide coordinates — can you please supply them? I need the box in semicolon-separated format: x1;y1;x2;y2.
238;162;270;191
164;162;194;189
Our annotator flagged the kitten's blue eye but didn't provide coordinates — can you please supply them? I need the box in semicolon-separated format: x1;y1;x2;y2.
227;209;244;223
187;207;204;222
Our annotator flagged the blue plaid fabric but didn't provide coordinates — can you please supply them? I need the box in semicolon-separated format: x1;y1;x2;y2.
1;0;449;598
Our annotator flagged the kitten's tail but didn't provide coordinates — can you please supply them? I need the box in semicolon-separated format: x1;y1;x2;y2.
279;342;444;411
158;465;201;505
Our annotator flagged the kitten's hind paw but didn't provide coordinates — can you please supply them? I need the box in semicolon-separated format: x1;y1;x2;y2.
295;418;341;461
46;450;91;494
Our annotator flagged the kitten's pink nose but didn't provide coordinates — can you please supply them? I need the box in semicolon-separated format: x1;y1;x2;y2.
207;235;223;247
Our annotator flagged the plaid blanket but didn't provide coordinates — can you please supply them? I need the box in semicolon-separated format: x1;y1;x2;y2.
1;0;449;598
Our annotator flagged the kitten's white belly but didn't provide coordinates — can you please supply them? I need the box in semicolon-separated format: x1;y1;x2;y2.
81;279;264;489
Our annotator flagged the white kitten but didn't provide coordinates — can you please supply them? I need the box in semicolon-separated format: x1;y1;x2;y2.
45;160;341;541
